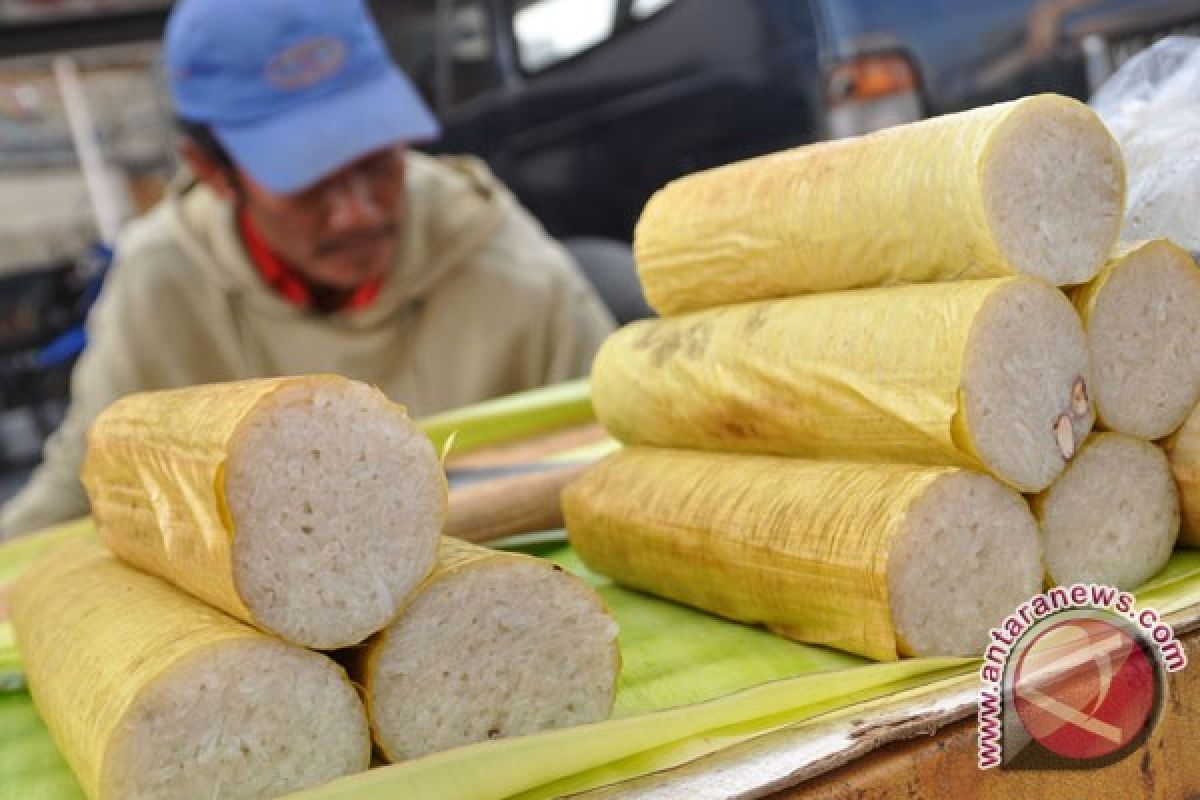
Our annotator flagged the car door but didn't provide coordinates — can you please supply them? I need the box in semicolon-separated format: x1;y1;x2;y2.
372;0;822;242
483;0;824;240
369;0;517;153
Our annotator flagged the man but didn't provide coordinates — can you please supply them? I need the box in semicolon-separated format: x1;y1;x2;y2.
1;0;614;538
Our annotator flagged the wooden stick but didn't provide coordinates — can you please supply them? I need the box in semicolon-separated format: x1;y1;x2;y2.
446;423;609;470
445;464;591;544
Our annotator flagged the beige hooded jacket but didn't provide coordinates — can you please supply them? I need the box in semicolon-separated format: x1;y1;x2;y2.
1;152;614;538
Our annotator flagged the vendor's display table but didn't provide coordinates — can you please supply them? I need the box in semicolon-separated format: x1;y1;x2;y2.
3;420;1198;799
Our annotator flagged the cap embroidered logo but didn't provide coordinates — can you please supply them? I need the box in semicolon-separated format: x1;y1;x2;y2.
266;37;348;90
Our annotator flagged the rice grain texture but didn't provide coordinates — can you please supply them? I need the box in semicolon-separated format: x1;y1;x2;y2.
1033;433;1179;589
1069;239;1200;439
356;538;620;761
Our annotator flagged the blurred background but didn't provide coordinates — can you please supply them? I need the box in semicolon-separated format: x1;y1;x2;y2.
0;0;1197;496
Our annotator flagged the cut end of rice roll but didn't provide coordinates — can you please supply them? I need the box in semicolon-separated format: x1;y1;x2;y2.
888;470;1043;657
1071;239;1200;439
361;539;619;762
11;541;370;800
224;378;445;649
1166;404;1200;547
1035;433;1180;590
961;276;1093;492
981;94;1124;287
104;639;369;800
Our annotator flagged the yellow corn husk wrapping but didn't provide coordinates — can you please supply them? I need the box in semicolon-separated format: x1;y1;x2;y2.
1165;405;1200;547
356;537;621;762
564;449;968;661
81;376;446;652
635;94;1124;316
9;541;370;800
592;277;1076;492
80;375;430;642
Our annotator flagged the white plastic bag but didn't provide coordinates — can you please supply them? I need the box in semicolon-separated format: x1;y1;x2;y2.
1091;36;1200;253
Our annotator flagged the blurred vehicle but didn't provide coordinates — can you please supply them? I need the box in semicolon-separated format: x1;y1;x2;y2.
378;0;823;242
1;0;1199;272
0;253;98;467
371;0;1200;242
3;0;1197;241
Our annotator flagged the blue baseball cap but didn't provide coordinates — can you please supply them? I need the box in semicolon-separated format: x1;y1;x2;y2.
166;0;440;193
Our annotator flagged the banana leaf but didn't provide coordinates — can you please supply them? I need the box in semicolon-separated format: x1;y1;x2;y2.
419;379;594;457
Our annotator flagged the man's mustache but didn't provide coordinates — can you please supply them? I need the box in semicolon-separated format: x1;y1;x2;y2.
316;224;397;256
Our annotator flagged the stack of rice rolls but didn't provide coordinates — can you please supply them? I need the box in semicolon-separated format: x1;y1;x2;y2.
566;93;1200;661
12;374;620;800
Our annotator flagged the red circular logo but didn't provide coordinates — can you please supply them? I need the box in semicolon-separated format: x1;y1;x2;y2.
1012;617;1157;761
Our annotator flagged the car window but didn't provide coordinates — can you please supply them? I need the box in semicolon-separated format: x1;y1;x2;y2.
371;0;503;112
444;1;503;106
630;0;675;20
513;0;619;72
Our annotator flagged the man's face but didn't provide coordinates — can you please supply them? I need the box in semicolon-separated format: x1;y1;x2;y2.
238;144;408;291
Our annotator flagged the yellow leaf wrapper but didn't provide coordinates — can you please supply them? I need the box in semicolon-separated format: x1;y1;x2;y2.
10;541;369;800
563;449;1042;661
592;277;1090;493
82;375;445;649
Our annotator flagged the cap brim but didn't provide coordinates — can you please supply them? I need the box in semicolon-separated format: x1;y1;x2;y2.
213;67;440;194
